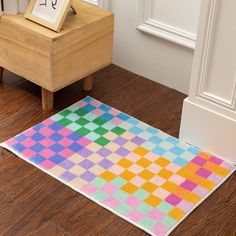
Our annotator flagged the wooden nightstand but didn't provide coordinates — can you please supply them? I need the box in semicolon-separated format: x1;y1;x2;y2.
0;1;114;110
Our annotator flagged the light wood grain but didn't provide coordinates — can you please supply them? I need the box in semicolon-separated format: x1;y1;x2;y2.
82;75;93;91
42;88;54;110
0;67;3;83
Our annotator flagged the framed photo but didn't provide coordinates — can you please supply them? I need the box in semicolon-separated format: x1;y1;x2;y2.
24;0;71;32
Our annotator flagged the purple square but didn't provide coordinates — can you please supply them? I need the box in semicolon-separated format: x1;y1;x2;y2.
131;136;145;145
191;156;207;166
99;159;114;169
78;148;92;158
165;194;182;206
116;147;130;157
181;180;197;191
97;148;112;157
79;159;94;169
209;156;223;165
196;168;211;178
59;160;74;170
60;171;76;182
80;171;96;181
113;137;128;146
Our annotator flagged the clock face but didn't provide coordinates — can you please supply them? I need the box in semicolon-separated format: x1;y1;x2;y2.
32;0;64;23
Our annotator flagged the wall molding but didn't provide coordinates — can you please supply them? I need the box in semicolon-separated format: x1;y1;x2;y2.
137;0;196;49
83;0;110;10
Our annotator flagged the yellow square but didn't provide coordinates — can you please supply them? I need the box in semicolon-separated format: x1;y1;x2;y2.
121;183;138;194
177;168;193;179
162;181;178;192
69;165;85;175
68;154;84;164
199;179;216;190
120;170;136;181
133;147;149;156
103;131;118;140
117;159;133;168
158;169;173;179
86;142;101;152
145;195;162;207
155;157;170;167
139;169;155;180
136;158;152;168
142;182;158;193
70;177;87;189
184;192;201;204
50;165;66;176
199;151;212;160
214;166;229;177
168;208;185;220
87;153;103;164
100;171;116;182
89;165;105;175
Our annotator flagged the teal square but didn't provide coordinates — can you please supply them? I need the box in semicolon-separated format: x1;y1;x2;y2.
111;177;127;188
93;190;108;202
133;189;150;201
68;104;79;112
85;132;100;141
157;202;173;214
135;202;152;214
83;113;97;121
101;122;116;130
160;216;177;228
51;113;64;122
141;141;156;150
66;113;80;122
91;177;107;188
66;123;82;132
139;217;156;230
84;123;99;131
112;190;129;201
115;203;132;216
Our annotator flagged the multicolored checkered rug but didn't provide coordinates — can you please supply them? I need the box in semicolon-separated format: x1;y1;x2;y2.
1;96;235;236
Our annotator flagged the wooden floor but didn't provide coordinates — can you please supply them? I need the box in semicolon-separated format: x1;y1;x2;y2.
0;65;235;236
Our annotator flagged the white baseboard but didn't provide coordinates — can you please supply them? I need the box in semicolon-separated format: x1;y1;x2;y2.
180;98;236;164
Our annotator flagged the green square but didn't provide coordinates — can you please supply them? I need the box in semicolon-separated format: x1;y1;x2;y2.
60;109;72;117
94;127;108;136
157;202;173;214
160;216;177;228
74;108;88;116
111;127;126;135
93;190;108;202
58;118;72;126
139;217;156;230
111;177;127;188
112;190;129;201
91;177;107;188
135;202;153;214
115;203;132;216
76;127;91;136
95;137;110;146
133;189;150;201
76;118;89;126
93;117;107;126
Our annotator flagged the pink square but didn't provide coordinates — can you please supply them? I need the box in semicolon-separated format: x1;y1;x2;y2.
147;163;162;174
152;223;168;236
192;156;207;166
165;194;182;206
145;152;160;161
125;196;141;208
21;138;36;148
103;197;120;208
76;100;87;107
130;176;146;187
39;138;55;147
39;149;54;159
77;137;91;147
109;108;120;116
128;210;144;222
102;183;117;195
169;174;185;185
39;127;54;137
58;138;73;147
176;199;194;213
41;118;54;126
22;149;36;159
209;156;223;165
192;186;208;197
60;149;74;158
6;139;17;146
90;99;101;107
24;129;36;137
40;160;56;170
81;183;97;194
166;163;180;172
128;164;143;174
153;188;170;199
92;109;104;116
148;209;165;221
150;176;166;186
109;165;124;175
126;153;141;162
181;180;197;191
110;117;123;125
58;128;73;136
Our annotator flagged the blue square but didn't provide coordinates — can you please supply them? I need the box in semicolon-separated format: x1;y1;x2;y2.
12;143;26;152
15;134;27;142
99;104;111;112
170;146;184;155
83;96;93;103
31;133;45;142
117;113;130;121
149;136;163;144
83;104;96;112
173;157;188;167
152;146;166;155
129;127;143;135
126;117;139;125
48;123;63;132
188;146;200;155
49;154;65;164
146;127;158;134
68;133;82;141
30;143;45;152
50;143;64;152
166;136;179;145
49;133;63;142
68;143;83;152
31;154;46;164
33;123;44;131
100;113;113;121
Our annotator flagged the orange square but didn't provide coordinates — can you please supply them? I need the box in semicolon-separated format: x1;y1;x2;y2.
133;147;149;156
174;187;190;199
177;168;193;179
188;174;205;185
168;208;185;221
199;179;216;190
184;192;201;204
145;195;162;207
142;182;158;193
155;157;170;167
100;171;116;182
162;181;178;192
120;170;136;181
117;159;133;168
203;161;218;172
214;166;229;177
121;183;138;194
199;152;212;160
139;170;155;180
158;169;173;179
136;158;152;168
185;162;200;172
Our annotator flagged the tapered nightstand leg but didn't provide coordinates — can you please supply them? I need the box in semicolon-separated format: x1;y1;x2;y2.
42;88;54;110
0;67;3;83
82;75;93;91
